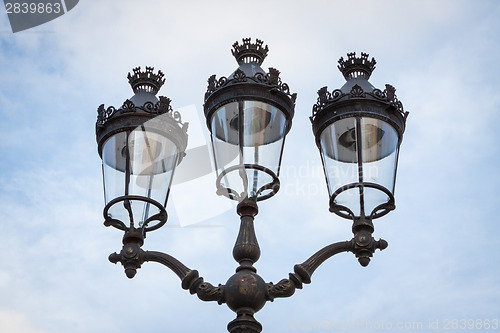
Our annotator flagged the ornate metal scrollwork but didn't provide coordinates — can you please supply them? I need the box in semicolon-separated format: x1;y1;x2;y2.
97;66;187;131
205;70;297;104
311;84;408;122
96;96;186;129
204;38;297;106
310;52;408;125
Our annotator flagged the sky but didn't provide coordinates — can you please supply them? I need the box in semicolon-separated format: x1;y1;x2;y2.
0;1;499;332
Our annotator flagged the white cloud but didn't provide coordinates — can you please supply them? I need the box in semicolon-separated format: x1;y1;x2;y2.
0;310;47;333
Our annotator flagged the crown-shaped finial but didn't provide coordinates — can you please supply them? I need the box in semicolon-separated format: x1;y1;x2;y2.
231;38;269;66
337;52;376;80
127;66;165;95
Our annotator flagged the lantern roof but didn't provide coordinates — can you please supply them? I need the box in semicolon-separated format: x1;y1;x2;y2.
204;38;297;126
96;67;188;159
310;52;409;146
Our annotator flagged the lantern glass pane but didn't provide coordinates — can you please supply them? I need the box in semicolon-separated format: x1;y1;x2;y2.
360;118;399;193
102;129;179;227
319;116;399;217
210;100;287;199
320;117;360;214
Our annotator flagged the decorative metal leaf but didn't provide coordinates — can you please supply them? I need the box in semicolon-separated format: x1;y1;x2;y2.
350;84;364;97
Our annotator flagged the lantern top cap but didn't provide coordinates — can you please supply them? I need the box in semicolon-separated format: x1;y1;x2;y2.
338;52;377;81
231;38;269;66
127;66;165;95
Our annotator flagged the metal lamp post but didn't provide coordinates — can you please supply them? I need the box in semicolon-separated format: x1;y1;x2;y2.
96;40;408;333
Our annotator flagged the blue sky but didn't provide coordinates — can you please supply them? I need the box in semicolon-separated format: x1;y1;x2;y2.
0;1;499;332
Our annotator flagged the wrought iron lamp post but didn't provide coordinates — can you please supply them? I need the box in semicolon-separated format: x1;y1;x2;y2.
95;39;408;333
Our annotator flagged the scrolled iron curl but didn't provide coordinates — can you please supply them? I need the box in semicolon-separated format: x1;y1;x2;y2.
105;106;116;116
173;111;182;123
97;105;118;125
370;88;386;100
104;106;116;120
253;72;266;83
142;101;156;112
331;89;343;100
280;82;290;94
217;76;228;88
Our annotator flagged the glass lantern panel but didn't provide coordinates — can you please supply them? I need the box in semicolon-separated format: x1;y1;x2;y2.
320;117;361;215
360;117;399;192
211;101;240;172
102;131;127;205
210;101;287;199
102;129;179;228
320;117;359;194
319;116;400;218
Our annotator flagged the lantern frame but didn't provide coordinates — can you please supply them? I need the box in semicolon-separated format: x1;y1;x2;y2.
96;67;188;234
310;52;409;220
204;38;296;202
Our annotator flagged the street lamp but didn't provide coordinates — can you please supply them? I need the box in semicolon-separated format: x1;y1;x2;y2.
96;66;188;269
204;38;296;202
96;39;408;333
311;52;409;265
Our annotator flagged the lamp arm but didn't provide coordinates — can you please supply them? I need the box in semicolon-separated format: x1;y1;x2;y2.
109;244;225;304
145;251;225;303
267;235;388;301
142;250;191;279
267;240;353;300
